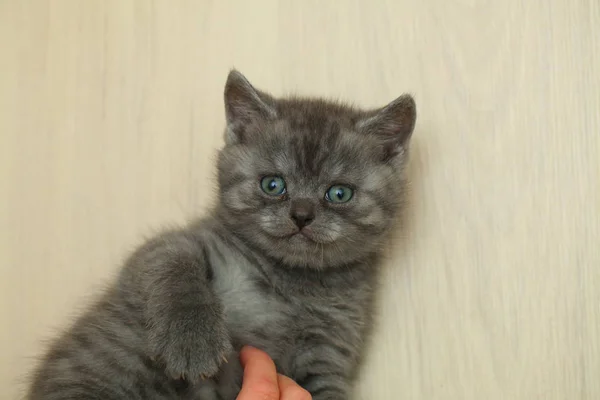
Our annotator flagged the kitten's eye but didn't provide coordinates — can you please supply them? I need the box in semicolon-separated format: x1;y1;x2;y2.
260;176;286;196
325;185;354;203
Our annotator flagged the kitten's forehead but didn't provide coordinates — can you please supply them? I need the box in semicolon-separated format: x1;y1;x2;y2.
259;117;377;182
276;97;363;126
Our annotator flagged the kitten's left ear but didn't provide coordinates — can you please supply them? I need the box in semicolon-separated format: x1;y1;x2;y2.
356;94;416;159
224;69;277;144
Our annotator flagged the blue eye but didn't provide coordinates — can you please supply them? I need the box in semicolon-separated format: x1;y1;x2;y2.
260;176;286;196
325;185;354;203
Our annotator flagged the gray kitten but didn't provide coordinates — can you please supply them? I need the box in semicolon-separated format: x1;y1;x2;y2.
26;70;416;400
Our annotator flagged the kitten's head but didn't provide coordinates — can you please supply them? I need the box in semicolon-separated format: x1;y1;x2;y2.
217;70;416;269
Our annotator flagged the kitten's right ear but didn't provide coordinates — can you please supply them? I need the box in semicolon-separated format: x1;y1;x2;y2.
224;70;277;144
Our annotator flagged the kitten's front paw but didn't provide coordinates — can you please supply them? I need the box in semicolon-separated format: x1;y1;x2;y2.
150;314;233;383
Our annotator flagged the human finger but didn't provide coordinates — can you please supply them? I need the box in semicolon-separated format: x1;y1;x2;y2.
237;346;280;400
277;374;312;400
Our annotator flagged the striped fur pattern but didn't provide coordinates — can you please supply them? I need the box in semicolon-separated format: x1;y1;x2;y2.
27;70;416;400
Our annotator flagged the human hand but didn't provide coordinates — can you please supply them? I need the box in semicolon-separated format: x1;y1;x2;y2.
237;346;312;400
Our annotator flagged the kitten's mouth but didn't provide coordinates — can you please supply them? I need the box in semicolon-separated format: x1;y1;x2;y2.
292;228;332;244
286;229;312;240
267;226;333;244
281;227;316;242
299;229;314;240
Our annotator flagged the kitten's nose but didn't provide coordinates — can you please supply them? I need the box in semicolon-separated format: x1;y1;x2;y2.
290;199;315;229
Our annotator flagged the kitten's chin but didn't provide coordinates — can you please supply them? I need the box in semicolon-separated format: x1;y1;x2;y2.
257;233;359;269
242;223;364;268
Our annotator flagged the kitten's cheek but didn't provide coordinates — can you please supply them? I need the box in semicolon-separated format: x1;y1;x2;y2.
259;214;295;237
259;214;277;228
223;187;257;212
355;206;384;228
328;224;343;242
311;221;343;243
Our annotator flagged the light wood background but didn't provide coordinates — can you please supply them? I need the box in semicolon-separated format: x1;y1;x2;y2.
1;1;599;399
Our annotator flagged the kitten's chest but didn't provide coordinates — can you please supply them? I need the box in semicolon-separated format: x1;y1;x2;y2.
208;250;290;338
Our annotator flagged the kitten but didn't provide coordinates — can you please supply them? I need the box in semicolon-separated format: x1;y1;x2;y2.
26;70;416;400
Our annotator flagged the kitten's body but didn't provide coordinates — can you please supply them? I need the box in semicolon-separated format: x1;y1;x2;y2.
27;71;416;400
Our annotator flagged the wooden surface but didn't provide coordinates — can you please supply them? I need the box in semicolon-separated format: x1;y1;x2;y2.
1;1;599;399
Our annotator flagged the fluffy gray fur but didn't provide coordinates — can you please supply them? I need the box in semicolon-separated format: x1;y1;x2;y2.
26;70;416;400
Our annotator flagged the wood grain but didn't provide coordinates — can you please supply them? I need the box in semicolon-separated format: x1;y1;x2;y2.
1;1;598;399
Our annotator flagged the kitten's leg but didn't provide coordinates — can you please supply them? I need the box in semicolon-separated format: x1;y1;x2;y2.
124;228;232;384
215;353;243;399
292;343;355;400
297;374;351;400
184;350;242;400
